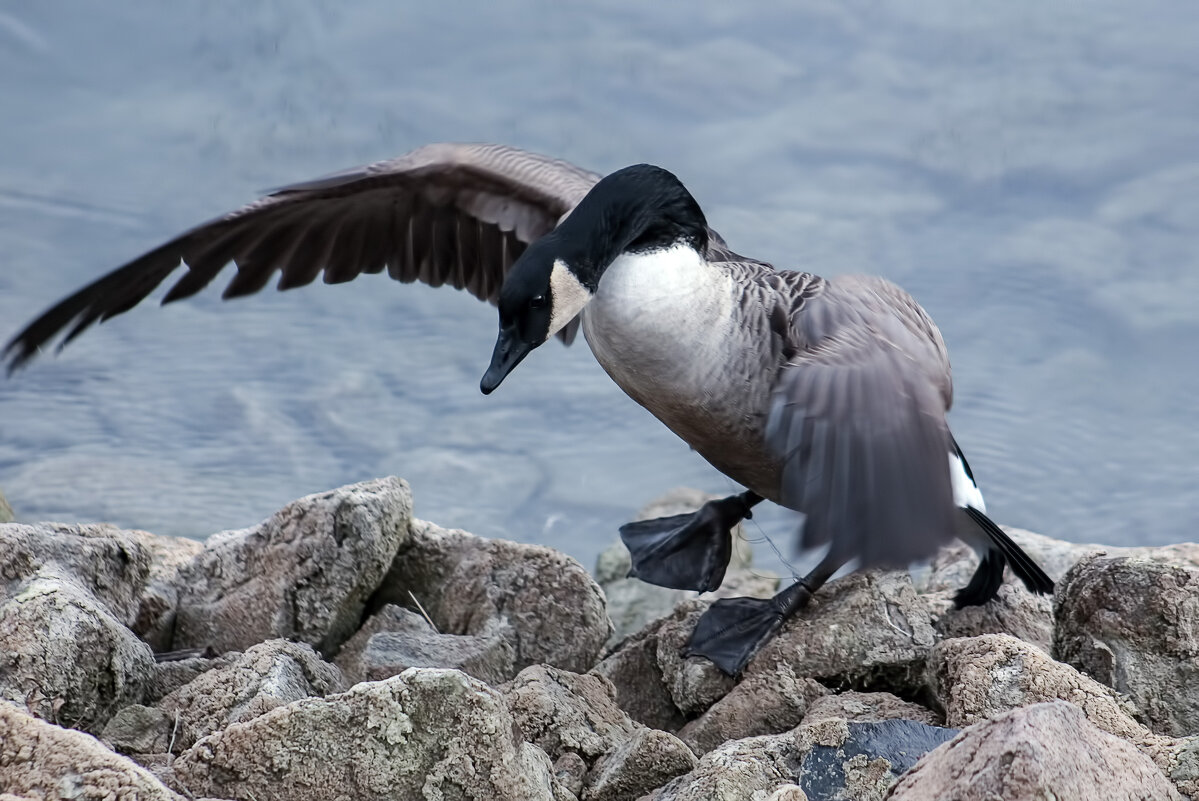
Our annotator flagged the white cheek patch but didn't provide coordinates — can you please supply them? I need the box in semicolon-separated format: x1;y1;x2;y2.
548;260;593;339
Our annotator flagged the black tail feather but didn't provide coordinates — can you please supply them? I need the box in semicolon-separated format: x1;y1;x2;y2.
963;505;1054;596
954;548;1007;608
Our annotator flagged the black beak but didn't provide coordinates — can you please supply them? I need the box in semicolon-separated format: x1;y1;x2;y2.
480;326;535;395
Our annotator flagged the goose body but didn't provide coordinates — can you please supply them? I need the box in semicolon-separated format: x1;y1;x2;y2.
4;142;1053;673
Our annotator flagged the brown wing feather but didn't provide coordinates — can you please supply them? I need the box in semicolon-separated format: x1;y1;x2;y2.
4;143;600;373
766;277;956;568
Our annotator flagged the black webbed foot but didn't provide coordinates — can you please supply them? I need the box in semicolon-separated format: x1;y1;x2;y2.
619;491;760;592
685;552;845;675
685;595;786;675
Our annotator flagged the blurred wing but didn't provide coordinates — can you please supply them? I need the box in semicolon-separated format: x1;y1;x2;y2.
4;142;600;372
766;303;955;568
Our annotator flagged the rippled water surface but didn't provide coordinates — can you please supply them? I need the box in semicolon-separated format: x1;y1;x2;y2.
1;3;1197;575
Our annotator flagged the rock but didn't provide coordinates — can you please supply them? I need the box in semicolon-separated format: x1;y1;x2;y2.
585;727;697;801
888;701;1182;801
0;521;152;626
173;477;412;655
153;639;346;752
801;690;940;727
926;582;1054;652
1054;553;1199;736
172;668;560;801
595;488;777;648
646;729;806;801
764;786;808;801
679;663;829;755
127;530;204;653
370;518;610;678
553;752;587;798
144;652;236;704
0;575;154;731
0;701;184;800
591;614;686;732
745;570;936;695
101;704;173;755
0;488;13;522
928;634;1145;740
335;603;515;685
502;665;637;762
801;717;957;800
655;601;736;716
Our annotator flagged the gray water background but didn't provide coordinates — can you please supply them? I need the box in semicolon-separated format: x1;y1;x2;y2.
1;3;1196;577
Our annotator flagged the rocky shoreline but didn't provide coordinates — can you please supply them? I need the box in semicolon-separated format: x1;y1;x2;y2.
1;477;1195;800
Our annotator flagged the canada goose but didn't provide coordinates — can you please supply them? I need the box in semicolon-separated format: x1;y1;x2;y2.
4;142;1053;675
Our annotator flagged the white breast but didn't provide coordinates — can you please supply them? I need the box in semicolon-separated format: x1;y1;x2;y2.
582;242;736;386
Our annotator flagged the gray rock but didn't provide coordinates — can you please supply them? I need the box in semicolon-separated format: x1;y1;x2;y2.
173;477;412;655
127;530;204;653
746;570;936;695
0;521;152;625
371;518;610;678
646;729;806;801
591;614;686;732
1054;553;1199;737
926;582;1055;652
802;691;940;727
101;704;173;755
554;752;588;798
173;668;560;801
145;652;236;704
502;664;637;762
679;663;829;755
656;601;736;716
335;603;515;685
798;718;957;800
928;634;1145;740
764;786;809;801
585;727;697;801
0;574;154;732
156;639;346;752
0;701;185;800
889;701;1182;801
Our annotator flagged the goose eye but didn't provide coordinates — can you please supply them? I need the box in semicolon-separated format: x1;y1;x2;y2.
530;295;547;309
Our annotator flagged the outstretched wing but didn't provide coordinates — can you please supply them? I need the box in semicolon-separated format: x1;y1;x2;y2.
4;142;601;372
766;277;955;567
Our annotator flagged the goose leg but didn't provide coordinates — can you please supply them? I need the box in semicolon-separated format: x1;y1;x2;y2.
686;549;847;675
620;490;763;593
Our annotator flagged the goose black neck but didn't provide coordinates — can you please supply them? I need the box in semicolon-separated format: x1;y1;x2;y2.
551;164;709;290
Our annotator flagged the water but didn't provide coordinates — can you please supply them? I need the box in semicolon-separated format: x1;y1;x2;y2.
1;2;1197;576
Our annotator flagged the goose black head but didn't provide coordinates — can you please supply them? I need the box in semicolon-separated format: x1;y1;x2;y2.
480;234;593;394
480;163;707;394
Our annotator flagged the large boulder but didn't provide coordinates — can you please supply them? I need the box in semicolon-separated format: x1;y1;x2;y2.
172;668;561;801
172;477;412;655
368;518;610;678
0;521;152;626
0;701;184;800
926;583;1055;653
889;701;1181;800
928;634;1145;740
1054;553;1199;736
0;575;154;732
